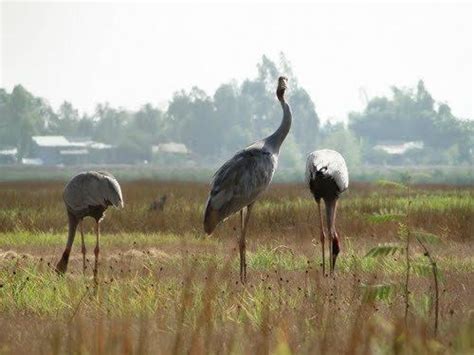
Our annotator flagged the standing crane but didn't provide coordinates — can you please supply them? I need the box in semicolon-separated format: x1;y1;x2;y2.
204;76;292;283
306;149;349;275
55;171;124;281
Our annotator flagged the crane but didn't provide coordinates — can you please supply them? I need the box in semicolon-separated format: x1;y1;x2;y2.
204;76;292;283
306;149;348;275
55;171;124;281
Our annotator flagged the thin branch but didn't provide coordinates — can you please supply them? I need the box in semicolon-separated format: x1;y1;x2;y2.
404;200;412;327
416;236;440;336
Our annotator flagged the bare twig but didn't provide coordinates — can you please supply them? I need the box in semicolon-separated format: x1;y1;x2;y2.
416;236;440;336
404;222;411;325
70;287;90;321
404;185;413;327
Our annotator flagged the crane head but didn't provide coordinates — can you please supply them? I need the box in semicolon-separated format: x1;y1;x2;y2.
276;76;288;101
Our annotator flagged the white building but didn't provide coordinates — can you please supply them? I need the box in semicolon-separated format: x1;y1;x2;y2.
373;141;424;155
30;136;115;165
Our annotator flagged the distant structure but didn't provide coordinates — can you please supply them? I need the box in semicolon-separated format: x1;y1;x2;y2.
152;142;189;155
0;147;18;164
306;149;349;275
151;142;192;166
373;141;424;155
149;194;168;212
30;136;116;165
55;171;124;280
371;140;424;165
204;77;292;283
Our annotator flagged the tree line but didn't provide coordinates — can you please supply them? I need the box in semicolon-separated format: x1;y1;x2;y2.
0;54;472;169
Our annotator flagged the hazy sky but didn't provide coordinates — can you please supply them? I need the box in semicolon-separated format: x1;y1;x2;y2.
1;1;472;122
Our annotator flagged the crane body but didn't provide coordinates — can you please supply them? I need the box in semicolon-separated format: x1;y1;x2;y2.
306;149;348;274
56;171;123;280
204;77;292;283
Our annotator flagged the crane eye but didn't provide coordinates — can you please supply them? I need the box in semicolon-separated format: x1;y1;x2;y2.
320;166;328;172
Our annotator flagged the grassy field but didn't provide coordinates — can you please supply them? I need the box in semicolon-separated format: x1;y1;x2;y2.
0;180;473;354
0;164;473;184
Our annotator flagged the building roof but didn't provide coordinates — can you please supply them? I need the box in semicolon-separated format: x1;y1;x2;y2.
374;141;424;155
59;149;89;155
21;158;43;165
32;136;71;147
0;148;18;156
32;136;112;149
152;143;189;154
85;142;113;149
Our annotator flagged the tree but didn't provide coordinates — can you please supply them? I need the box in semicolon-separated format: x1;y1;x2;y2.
76;114;95;137
133;104;165;143
0;54;323;167
93;103;130;144
320;123;362;170
7;85;49;157
278;134;304;171
51;101;80;136
213;82;252;155
289;87;319;155
167;87;218;157
349;80;470;165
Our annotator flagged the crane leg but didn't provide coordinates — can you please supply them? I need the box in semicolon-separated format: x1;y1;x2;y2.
93;221;100;284
239;204;253;284
239;209;245;282
329;236;333;275
80;220;86;274
332;231;341;272
317;200;326;276
56;212;78;274
325;198;340;274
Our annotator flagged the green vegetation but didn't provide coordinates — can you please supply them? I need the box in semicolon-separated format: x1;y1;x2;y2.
1;54;472;178
349;81;473;165
1;163;473;186
0;181;473;353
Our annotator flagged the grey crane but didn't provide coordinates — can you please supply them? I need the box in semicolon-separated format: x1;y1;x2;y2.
305;149;349;275
55;171;124;280
204;76;292;283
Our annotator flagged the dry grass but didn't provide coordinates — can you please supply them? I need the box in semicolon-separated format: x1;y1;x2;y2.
0;180;473;354
0;180;471;239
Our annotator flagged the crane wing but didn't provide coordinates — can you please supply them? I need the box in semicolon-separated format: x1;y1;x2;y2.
98;171;124;208
204;148;276;233
306;150;349;193
64;171;124;212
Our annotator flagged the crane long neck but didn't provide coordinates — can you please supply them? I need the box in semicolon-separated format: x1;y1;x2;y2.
266;100;292;154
